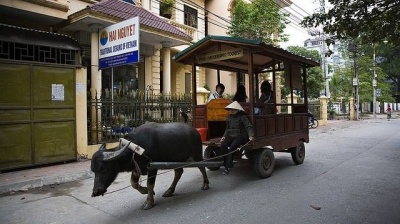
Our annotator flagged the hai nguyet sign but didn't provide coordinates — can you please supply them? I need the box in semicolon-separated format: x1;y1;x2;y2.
99;17;140;69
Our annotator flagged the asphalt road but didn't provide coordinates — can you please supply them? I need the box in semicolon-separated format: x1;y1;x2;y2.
1;119;399;224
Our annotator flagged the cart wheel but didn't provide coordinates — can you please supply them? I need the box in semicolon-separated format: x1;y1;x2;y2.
253;148;275;178
290;141;305;165
203;146;222;171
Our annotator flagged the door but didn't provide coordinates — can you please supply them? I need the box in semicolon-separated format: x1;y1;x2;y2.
0;63;76;170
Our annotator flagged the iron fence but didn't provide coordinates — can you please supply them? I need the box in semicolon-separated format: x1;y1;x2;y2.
308;100;321;120
88;88;192;144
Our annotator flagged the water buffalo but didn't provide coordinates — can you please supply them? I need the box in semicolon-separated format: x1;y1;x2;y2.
91;122;210;210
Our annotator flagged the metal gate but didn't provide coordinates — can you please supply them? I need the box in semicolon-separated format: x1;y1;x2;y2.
0;63;76;170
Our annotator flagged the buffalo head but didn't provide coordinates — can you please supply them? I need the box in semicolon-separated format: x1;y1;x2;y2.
91;142;129;197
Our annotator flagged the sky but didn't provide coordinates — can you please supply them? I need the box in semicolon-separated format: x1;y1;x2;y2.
280;0;320;48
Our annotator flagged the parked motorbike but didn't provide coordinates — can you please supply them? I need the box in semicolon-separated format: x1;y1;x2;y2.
308;112;319;128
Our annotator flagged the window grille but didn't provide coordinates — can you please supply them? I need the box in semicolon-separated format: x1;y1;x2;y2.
184;5;198;28
0;41;78;65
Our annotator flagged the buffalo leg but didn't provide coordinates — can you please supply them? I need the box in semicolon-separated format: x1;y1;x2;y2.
191;154;210;191
163;168;184;197
142;169;157;210
130;171;148;195
198;167;210;190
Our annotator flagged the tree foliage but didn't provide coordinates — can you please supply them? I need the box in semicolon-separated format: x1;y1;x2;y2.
373;44;400;101
329;68;352;102
228;0;289;44
356;45;395;103
329;68;352;113
301;0;400;46
302;0;400;103
330;41;395;106
286;46;325;99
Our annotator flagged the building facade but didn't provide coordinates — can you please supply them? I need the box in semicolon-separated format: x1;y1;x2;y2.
0;0;207;170
0;0;293;170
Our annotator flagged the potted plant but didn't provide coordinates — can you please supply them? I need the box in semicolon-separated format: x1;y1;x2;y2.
160;0;174;19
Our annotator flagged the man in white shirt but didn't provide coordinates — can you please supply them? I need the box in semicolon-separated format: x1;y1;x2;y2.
207;83;225;102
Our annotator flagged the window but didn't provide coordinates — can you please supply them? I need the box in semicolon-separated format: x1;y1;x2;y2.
185;73;191;94
184;5;198;28
101;63;142;100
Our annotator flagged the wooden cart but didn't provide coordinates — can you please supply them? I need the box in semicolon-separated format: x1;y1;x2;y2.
173;36;320;178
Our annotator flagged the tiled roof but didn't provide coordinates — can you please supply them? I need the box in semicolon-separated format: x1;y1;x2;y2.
88;0;191;40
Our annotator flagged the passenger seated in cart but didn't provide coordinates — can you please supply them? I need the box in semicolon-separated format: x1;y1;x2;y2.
220;101;254;175
254;80;275;115
232;84;248;102
207;83;225;102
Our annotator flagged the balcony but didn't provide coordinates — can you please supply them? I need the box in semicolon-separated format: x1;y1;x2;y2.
161;17;199;43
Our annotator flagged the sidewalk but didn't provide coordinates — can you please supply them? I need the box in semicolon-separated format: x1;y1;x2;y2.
332;112;397;121
0;159;93;195
0;113;396;195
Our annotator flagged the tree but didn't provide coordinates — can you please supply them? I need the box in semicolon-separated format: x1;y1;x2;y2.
286;46;325;99
335;40;395;108
374;44;400;102
356;45;395;103
329;68;352;113
228;0;289;44
301;0;400;45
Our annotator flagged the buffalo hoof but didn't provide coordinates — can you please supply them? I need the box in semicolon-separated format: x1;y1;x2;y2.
137;186;148;195
162;188;174;197
201;184;210;190
141;202;155;210
92;189;106;197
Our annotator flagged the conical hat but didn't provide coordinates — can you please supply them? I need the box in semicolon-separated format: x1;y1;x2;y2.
225;101;244;111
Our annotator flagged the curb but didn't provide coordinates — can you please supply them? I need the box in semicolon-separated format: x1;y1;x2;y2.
0;171;94;195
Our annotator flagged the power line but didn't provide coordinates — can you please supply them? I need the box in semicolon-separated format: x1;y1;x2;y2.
260;0;312;33
92;2;229;36
95;0;312;43
291;2;313;17
151;0;231;32
154;0;310;35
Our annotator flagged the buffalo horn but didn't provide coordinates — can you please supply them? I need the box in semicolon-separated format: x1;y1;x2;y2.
102;142;130;161
98;142;107;151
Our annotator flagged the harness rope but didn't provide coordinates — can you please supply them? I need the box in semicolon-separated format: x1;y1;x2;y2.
104;140;253;195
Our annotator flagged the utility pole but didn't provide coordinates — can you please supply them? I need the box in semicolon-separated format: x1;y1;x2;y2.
372;44;377;119
319;0;329;97
308;0;329;97
355;51;359;121
349;41;359;121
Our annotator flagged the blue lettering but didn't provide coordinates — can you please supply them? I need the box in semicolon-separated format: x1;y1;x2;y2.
113;44;123;52
126;40;137;49
100;47;112;55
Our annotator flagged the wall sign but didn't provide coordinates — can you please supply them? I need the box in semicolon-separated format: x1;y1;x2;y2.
99;17;140;69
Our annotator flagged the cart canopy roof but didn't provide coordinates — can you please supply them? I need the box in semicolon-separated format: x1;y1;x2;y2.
173;35;320;73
